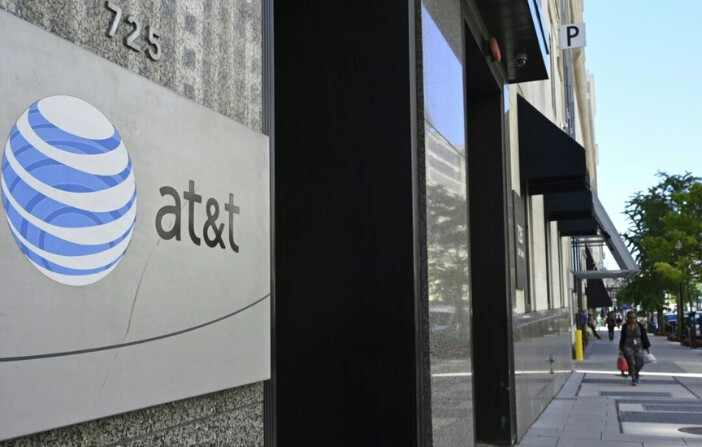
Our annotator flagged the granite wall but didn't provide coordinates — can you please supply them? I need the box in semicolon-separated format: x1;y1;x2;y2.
0;0;262;132
512;307;573;440
0;0;265;445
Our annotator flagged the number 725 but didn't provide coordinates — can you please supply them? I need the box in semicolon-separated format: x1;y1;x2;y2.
106;1;162;61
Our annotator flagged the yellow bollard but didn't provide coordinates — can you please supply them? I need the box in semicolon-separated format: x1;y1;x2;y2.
575;329;584;361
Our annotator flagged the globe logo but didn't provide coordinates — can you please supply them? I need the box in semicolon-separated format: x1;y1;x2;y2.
1;95;137;286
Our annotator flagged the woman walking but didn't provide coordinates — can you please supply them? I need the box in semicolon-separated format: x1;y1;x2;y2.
619;310;651;386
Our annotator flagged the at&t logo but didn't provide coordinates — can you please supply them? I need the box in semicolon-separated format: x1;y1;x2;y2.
1;95;137;286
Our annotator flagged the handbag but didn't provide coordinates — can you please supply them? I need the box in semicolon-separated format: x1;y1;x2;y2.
617;354;629;372
643;352;657;364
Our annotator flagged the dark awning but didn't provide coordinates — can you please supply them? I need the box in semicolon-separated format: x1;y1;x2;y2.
544;188;598;237
544;190;593;221
586;278;613;308
518;96;590;195
542;189;639;277
558;219;598;236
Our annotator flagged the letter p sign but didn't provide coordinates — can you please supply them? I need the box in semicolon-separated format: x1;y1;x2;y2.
560;23;586;49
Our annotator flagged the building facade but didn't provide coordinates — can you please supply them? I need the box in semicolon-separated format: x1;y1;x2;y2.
0;0;635;446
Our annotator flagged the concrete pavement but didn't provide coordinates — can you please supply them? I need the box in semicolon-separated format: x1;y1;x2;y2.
516;327;702;446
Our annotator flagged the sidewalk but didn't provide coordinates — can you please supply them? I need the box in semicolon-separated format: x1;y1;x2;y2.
516;328;702;446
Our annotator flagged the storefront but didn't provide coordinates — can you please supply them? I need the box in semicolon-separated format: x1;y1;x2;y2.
0;1;633;446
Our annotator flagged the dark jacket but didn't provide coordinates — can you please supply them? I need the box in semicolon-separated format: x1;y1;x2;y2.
606;316;616;328
619;322;651;351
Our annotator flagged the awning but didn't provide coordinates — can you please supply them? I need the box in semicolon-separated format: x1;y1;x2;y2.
575;194;639;278
516;97;637;279
571;199;639;279
544;190;598;236
544;190;593;221
557;219;598;236
541;188;638;277
518;96;590;195
473;0;550;83
582;249;613;307
585;278;613;308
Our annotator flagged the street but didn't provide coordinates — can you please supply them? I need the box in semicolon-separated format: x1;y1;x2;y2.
516;327;702;446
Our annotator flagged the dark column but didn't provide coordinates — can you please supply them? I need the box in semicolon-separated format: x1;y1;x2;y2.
465;29;515;445
271;2;420;446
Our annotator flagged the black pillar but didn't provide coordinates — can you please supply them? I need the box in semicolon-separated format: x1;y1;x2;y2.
465;33;515;445
271;2;420;445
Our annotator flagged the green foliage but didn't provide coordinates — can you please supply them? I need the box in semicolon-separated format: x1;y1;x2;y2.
621;173;702;322
616;272;666;310
653;262;683;284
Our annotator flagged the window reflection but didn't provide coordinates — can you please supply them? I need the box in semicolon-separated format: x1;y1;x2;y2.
425;124;469;355
422;5;472;443
422;4;465;148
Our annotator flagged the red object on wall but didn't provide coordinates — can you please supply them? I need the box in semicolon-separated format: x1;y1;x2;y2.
489;36;501;62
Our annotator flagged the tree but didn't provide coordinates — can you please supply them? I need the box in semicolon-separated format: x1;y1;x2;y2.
622;173;702;340
426;183;470;305
425;182;471;351
616;273;666;312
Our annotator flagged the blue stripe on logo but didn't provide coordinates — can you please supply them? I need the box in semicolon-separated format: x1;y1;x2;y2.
14;235;128;275
8;125;131;192
27;104;122;155
2;193;136;256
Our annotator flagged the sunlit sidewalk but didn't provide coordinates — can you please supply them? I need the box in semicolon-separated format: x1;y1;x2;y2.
515;329;702;446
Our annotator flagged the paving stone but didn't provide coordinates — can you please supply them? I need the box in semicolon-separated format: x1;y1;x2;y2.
641;443;688;447
525;427;569;437
555;439;642;446
562;423;604;433
531;421;566;430
602;432;690;442
515;335;702;447
543;429;602;440
517;435;558;446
